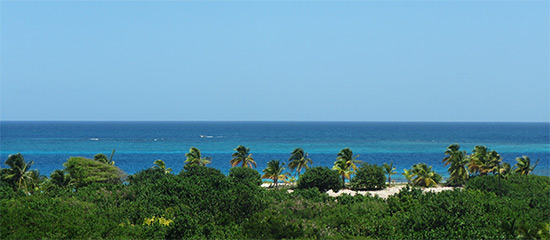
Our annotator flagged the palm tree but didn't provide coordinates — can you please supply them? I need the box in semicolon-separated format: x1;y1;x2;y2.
262;160;288;188
93;149;116;165
3;153;35;192
332;159;353;189
50;169;73;188
468;146;501;176
153;159;172;174
442;143;469;185
25;169;46;193
230;145;257;168
185;147;212;167
514;156;539;175
411;163;441;187
288;148;313;177
383;161;397;187
503;219;550;239
337;148;362;172
332;148;363;189
402;168;414;185
500;162;512;178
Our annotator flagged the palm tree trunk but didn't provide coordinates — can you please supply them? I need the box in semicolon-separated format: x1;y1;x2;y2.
342;175;346;189
388;175;391;187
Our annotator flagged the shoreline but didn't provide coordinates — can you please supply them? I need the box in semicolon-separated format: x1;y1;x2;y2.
325;185;457;199
261;183;458;199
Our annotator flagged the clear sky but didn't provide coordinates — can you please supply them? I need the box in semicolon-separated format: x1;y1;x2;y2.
1;1;548;122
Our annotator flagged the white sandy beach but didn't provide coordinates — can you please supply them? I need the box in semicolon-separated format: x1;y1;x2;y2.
262;183;457;199
325;186;457;199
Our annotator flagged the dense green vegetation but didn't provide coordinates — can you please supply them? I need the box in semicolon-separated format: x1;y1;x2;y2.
297;166;342;192
1;144;548;239
350;163;386;190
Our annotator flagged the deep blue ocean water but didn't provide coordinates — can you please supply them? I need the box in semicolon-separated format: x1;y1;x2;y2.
1;121;549;181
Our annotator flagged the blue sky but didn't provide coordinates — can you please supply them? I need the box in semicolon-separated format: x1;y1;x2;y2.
1;1;548;122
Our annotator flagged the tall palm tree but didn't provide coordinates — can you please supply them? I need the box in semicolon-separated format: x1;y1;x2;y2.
3;153;35;192
153;159;172;174
442;143;469;185
411;163;441;187
332;148;363;189
383;161;397;187
514;156;539;175
230;145;256;168
288;148;313;177
185;147;212;167
336;148;362;172
402;168;414;185
468;146;501;176
332;159;353;189
262;159;288;188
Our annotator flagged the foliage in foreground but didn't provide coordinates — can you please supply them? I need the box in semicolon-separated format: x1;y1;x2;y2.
1;166;268;239
1;163;549;239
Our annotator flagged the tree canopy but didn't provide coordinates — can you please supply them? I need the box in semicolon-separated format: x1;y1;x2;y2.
63;157;125;187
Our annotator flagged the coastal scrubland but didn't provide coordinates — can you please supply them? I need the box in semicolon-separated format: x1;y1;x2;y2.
1;144;549;239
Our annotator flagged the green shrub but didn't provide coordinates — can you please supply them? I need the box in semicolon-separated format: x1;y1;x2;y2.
126;166;268;238
0;194;141;239
392;189;512;239
243;207;304;239
63;157;125;187
386;185;424;214
351;163;386;190
292;187;332;202
179;165;225;179
127;167;168;185
465;175;512;196
297;167;342;193
0;181;21;200
229;167;262;186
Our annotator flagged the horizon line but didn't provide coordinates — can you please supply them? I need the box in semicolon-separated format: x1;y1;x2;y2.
1;120;549;124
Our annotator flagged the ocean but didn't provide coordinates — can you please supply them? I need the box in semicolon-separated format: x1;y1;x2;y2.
1;121;548;181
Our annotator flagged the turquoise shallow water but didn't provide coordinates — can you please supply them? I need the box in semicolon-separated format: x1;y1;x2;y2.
1;121;548;181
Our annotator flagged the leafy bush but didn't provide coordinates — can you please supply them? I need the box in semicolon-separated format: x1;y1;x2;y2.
292;187;332;202
126;165;268;238
393;189;513;239
386;185;424;214
63;157;125;187
465;175;512;196
351;163;386;190
243;207;305;239
179;164;225;179
464;174;550;197
297;167;342;193
229;167;262;186
0;181;23;200
0;194;141;239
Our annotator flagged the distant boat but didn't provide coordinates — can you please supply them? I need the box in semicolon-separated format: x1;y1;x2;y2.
89;138;100;141
200;135;213;138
